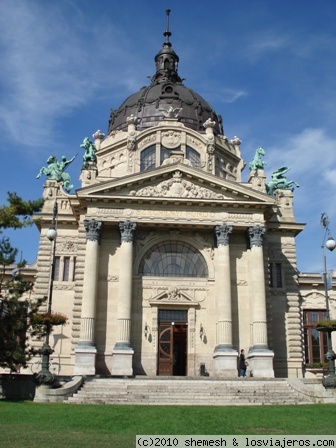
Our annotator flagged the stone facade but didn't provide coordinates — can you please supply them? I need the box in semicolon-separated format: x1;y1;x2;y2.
3;22;335;381
28;116;312;379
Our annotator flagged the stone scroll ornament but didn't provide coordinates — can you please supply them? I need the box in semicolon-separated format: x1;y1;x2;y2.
84;219;103;243
248;225;266;247
119;221;137;243
36;154;77;193
214;224;233;246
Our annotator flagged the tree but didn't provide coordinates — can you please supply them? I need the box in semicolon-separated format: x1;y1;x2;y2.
0;192;44;229
0;193;44;372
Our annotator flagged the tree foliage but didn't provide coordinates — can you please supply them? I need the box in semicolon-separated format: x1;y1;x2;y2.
0;193;45;372
0;192;44;229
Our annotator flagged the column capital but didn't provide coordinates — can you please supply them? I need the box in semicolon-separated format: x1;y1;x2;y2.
214;224;233;246
119;221;137;243
84;219;103;243
248;225;266;247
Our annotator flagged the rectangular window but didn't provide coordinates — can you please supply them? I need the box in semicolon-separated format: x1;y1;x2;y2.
72;257;76;282
53;257;60;281
304;310;328;366
269;262;283;288
53;256;75;282
158;309;188;323
275;263;283;288
63;257;70;281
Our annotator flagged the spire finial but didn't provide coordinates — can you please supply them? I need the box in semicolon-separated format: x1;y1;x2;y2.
164;9;172;47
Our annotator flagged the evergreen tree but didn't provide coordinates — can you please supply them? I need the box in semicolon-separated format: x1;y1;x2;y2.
0;192;44;229
0;193;44;372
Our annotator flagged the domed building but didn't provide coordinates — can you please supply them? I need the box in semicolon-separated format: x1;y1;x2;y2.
30;11;335;383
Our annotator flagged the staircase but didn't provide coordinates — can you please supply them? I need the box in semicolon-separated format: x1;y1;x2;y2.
67;377;319;405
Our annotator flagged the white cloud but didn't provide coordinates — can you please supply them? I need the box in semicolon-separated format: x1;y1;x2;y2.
0;1;144;151
247;35;290;61
266;128;336;176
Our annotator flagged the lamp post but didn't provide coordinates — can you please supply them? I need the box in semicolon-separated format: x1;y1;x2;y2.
320;213;336;389
35;201;58;386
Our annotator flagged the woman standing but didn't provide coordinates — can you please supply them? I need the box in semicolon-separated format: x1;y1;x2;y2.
239;349;247;377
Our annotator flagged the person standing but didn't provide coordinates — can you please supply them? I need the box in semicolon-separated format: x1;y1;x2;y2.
239;349;247;377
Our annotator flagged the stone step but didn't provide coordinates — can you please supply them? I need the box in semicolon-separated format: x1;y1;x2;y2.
67;377;314;405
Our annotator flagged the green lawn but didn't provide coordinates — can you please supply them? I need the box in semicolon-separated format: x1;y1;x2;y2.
0;402;335;448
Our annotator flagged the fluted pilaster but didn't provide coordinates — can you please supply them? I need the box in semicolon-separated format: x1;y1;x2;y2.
114;222;136;350
248;225;269;350
214;225;234;351
77;219;103;347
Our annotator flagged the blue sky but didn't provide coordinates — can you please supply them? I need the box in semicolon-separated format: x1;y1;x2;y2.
1;0;336;273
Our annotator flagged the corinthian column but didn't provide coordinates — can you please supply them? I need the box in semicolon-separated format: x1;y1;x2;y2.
112;221;137;376
75;219;103;375
213;224;238;377
248;225;274;377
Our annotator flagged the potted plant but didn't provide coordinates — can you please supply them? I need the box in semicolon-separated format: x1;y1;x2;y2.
31;311;68;330
315;320;336;332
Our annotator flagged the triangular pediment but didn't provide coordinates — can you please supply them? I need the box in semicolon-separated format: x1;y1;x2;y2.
76;163;274;206
149;287;199;307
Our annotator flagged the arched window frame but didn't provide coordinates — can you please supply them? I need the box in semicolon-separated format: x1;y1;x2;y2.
138;241;209;278
186;146;201;168
140;145;156;172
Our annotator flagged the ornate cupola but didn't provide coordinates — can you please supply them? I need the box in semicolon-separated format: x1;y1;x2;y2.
153;9;182;85
108;10;223;135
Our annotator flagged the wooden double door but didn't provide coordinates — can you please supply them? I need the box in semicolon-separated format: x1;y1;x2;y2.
158;321;188;376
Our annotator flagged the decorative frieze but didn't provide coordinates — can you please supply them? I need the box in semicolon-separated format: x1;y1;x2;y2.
57;241;78;253
138;134;156;149
98;275;119;282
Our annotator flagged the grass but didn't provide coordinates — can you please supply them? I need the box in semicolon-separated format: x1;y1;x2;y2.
0;402;336;448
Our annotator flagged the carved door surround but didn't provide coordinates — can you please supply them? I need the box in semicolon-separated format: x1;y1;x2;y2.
149;287;199;376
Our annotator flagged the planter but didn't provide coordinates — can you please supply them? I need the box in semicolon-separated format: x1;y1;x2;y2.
316;325;336;332
31;312;68;328
315;320;336;332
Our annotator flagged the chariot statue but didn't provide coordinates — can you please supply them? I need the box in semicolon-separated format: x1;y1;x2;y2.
80;137;97;167
36;154;77;193
249;146;266;171
266;166;299;196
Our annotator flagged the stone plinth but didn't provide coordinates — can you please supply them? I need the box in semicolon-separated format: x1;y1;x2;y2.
213;350;239;377
74;345;97;376
112;349;134;377
34;384;52;403
248;350;274;378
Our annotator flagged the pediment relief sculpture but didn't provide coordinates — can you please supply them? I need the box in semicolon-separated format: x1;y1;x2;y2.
129;171;226;199
149;287;199;306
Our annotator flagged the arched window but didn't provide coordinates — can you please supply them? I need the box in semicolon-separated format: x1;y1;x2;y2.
186;146;201;168
140;146;156;172
139;241;208;277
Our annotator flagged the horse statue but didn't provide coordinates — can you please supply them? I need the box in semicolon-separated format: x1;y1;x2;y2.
37;154;77;193
266;166;299;196
80;137;97;167
249;146;266;171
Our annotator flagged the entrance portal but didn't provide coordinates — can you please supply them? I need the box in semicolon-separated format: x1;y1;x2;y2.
157;309;188;376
